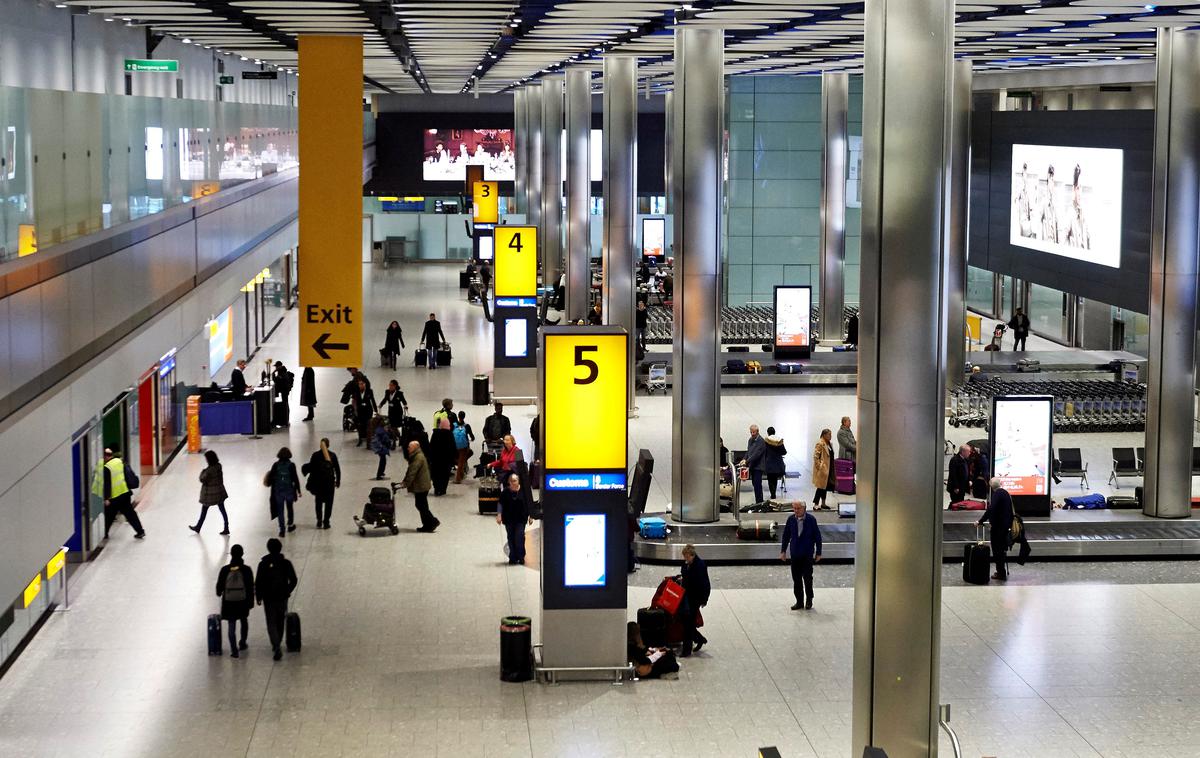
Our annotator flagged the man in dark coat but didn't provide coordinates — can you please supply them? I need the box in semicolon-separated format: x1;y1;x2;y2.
679;544;710;657
947;444;972;503
780;501;821;610
483;402;512;450
255;538;297;661
977;479;1014;581
740;425;767;504
1008;308;1031;351
299;367;316;421
230;359;249;396
421;312;447;369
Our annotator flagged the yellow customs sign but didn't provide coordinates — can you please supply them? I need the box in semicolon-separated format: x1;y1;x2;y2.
473;180;498;224
494;225;538;298
544;330;628;471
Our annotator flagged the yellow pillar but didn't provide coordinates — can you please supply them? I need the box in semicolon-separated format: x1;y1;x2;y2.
298;35;364;367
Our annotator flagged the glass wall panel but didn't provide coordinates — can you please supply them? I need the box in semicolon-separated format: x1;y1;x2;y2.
1029;283;1068;344
966;265;994;316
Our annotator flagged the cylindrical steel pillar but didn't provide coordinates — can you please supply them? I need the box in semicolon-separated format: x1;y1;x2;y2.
602;55;638;417
541;75;565;297
1144;28;1200;519
852;0;953;754
564;68;592;322
670;28;722;524
946;61;972;388
664;90;674;215
514;88;528;215
819;72;848;343
526;82;544;233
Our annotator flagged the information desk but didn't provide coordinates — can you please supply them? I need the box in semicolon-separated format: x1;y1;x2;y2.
199;400;254;435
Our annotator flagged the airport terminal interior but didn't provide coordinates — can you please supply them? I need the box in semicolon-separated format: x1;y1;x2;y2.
4;0;1200;756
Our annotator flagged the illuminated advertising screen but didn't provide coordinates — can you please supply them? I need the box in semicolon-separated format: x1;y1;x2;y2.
208;306;234;378
990;396;1053;496
563;514;607;587
1010;144;1123;268
773;285;811;351
423;128;514;181
504;318;528;358
641;217;665;258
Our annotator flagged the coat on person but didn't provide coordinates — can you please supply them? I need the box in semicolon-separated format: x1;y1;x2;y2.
429;421;457;494
947;452;971;502
744;433;767;472
302;449;340;497
216;559;254;621
255;550;297;605
199;463;228;506
384;322;405;355
381;386;407;427
372;423;393;457
299;367;316;408
266;459;301;503
969;449;991;499
837;426;857;461
763;436;787;476
402;446;433;494
811;438;833;490
979;486;1014;540
680;554;711;610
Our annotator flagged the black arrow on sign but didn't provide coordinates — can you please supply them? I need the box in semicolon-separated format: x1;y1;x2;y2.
312;333;350;360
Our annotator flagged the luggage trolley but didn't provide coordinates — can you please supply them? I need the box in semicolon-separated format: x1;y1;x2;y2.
354;486;400;536
646;363;667;395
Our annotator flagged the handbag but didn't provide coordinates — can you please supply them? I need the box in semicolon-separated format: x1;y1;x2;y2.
651;578;685;616
695;609;704;629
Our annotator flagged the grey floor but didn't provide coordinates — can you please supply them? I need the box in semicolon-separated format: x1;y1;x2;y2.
1;263;1199;758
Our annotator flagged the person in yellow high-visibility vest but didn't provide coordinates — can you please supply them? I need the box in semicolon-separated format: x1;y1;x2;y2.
91;448;146;539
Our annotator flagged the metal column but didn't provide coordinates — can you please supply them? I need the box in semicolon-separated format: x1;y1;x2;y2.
819;72;848;343
541;75;565;297
670;28;722;524
564;68;592;322
946;61;972;388
664;90;674;215
852;0;952;754
602;55;638;417
1145;28;1200;520
514;88;527;215
526;82;544;233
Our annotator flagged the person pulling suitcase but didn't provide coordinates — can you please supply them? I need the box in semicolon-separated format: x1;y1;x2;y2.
976;479;1014;581
255;538;298;661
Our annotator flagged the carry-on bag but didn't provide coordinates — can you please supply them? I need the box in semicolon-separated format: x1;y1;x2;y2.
776;361;803;375
637;607;668;648
437;344;452;366
638;516;667;539
285;612;302;652
834;458;856;495
650;577;685;615
414;348;427;367
735;519;777;541
724;359;747;375
963;526;991;585
207;614;222;656
1106;496;1139;509
478;475;501;514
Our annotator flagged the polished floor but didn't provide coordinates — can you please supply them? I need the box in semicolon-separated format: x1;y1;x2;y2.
1;262;1199;758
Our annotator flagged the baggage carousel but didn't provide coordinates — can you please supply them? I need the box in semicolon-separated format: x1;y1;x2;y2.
633;508;1200;563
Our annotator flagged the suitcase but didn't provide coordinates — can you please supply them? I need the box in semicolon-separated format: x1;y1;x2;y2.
478;476;500;514
746;360;763;374
776;361;803;374
285;612;302;652
834;458;856;495
207;614;222;656
437;347;452;366
724;359;747;375
727;345;750;353
459;271;471;289
637;607;668;648
1106;496;1139;509
414;348;427;366
963;528;991;585
736;519;777;541
638;516;667;539
949;499;987;511
1135;486;1144;508
838;502;856;518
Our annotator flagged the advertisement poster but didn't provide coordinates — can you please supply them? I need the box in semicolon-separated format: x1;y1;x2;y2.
641;217;665;258
773;286;812;350
423;128;514;181
563;514;606;587
991;396;1052;496
208;306;234;378
1010;144;1124;268
504;318;527;358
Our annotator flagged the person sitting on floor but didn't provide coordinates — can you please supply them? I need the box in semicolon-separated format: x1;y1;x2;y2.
627;621;679;679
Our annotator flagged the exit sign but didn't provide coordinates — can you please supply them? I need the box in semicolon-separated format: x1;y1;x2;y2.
125;59;178;73
218;75;235;85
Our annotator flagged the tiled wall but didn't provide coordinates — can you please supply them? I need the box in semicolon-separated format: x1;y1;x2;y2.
725;75;862;307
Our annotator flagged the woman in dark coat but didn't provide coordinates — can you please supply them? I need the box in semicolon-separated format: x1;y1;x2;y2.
191;450;230;534
429;417;457;496
302;438;341;529
215;544;254;657
355;378;377;447
383;321;405;369
299;367;316;421
381;379;408;428
763;426;788;500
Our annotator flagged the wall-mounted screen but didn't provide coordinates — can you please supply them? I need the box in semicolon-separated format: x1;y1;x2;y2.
641;217;665;258
991;396;1052;497
1009;144;1123;268
773;285;811;352
504;317;527;358
477;234;494;261
563;513;607;587
208;306;234;378
423;128;514;181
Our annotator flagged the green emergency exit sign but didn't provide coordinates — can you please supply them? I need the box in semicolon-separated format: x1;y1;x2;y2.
125;59;178;73
218;75;235;85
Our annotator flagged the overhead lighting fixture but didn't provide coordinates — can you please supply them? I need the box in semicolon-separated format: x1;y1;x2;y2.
182;38;191;44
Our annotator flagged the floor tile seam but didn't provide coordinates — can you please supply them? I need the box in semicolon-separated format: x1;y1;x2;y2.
715;587;820;757
1131;583;1200;634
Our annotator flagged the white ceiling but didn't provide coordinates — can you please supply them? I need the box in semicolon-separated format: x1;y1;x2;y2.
61;0;1200;94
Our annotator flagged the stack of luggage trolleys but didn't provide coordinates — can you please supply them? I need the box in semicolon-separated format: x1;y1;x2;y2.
947;377;1147;433
642;304;860;347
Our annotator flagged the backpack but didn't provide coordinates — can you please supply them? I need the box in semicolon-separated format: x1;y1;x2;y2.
223;566;247;603
272;462;294;493
124;464;140;490
453;425;468;449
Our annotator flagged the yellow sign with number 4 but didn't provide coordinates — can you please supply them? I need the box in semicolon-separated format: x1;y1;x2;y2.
494;225;538;298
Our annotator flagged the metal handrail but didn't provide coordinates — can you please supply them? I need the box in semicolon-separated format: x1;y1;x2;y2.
938;704;963;758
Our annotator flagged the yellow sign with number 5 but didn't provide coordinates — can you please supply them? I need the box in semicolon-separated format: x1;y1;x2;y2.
544;331;628;471
494;225;538;298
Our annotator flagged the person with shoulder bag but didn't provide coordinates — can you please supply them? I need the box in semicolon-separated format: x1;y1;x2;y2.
264;447;301;537
191;450;230;534
301;438;340;529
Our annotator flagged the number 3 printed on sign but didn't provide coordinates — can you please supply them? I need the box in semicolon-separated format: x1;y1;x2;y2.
574;345;598;385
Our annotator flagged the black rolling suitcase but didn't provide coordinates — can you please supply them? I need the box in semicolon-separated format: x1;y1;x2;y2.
736;520;778;541
207;614;222;656
478;474;501;514
414;348;427;366
1107;495;1139;509
285;612;302;652
437;345;452;366
637;607;668;648
963;527;991;585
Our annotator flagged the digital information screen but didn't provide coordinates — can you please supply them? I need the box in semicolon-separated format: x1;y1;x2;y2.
991;396;1053;496
641;217;665;258
563;514;607;587
423;128;514;181
504;318;528;358
477;234;494;261
1010;144;1123;268
208;306;234;378
773;285;812;350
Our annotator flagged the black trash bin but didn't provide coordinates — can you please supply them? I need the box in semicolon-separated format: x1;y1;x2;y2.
500;615;533;682
473;374;490;406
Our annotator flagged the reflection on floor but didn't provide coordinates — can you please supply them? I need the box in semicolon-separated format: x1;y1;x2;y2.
0;263;1197;758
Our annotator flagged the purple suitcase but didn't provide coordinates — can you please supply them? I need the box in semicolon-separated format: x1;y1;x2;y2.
834;458;855;495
